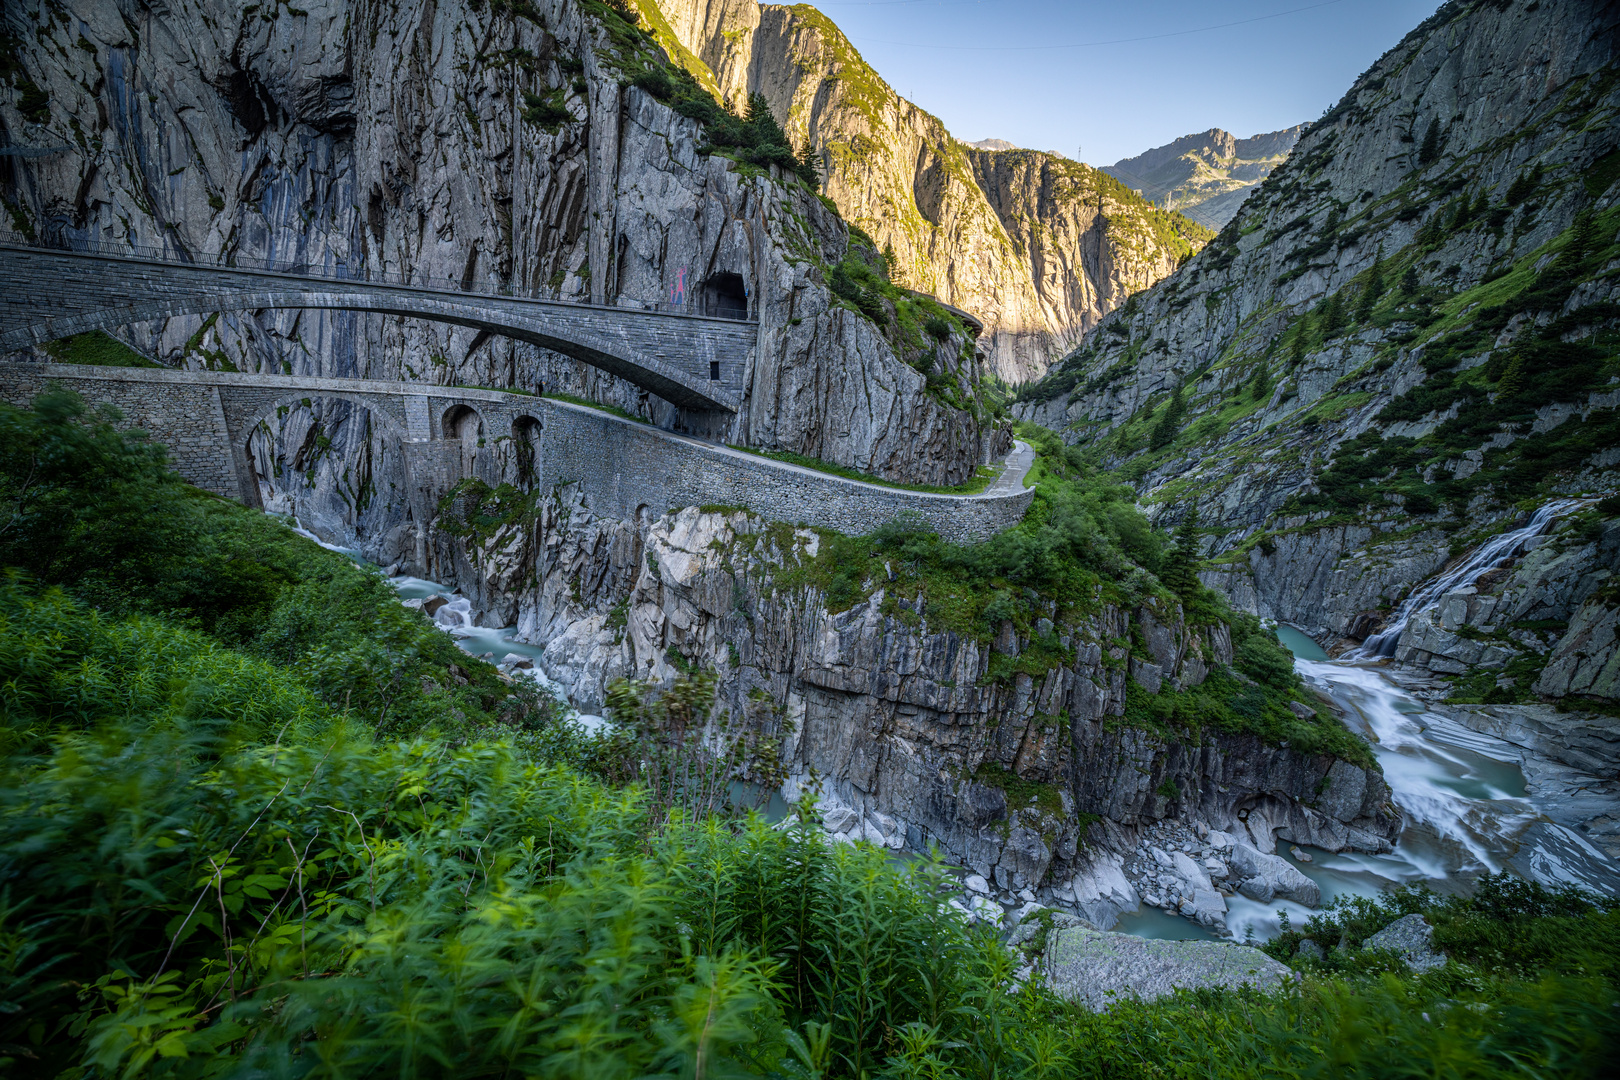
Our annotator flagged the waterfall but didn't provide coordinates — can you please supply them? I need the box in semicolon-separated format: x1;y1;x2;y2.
1352;499;1583;658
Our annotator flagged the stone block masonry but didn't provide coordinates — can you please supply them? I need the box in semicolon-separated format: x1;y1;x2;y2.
0;245;755;413
0;364;1033;544
539;398;1034;544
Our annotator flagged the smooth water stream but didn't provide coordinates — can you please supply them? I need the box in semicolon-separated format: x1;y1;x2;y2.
1207;633;1620;941
1127;578;1617;942
285;523;605;729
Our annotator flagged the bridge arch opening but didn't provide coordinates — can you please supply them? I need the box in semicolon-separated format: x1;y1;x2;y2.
702;273;749;320
511;414;542;489
441;403;485;443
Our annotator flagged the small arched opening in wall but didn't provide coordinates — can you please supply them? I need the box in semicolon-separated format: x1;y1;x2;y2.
441;403;485;442
701;272;749;320
441;403;486;481
511;414;542;489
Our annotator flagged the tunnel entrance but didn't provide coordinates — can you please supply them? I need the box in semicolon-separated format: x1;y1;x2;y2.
702;273;749;320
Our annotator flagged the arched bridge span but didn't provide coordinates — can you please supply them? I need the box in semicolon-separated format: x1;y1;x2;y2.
0;245;753;413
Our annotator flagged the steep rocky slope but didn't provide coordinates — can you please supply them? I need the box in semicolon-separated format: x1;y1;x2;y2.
634;0;1211;380
1018;0;1620;706
0;0;1002;548
437;488;1396;928
1103;125;1304;229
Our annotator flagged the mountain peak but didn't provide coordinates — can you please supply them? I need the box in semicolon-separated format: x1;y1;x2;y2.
1101;125;1304;229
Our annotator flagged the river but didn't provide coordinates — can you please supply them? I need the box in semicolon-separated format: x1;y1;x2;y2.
291;519;1618;943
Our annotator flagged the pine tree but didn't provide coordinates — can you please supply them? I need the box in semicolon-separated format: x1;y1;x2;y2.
1160;507;1202;599
1399;263;1421;296
1356;255;1385;322
1290;313;1309;366
796;136;821;190
1417;119;1442;166
744;92;789;150
1494;353;1525;399
1149;386;1186;450
1249;361;1271;402
1506;164;1542;206
1320;292;1346;337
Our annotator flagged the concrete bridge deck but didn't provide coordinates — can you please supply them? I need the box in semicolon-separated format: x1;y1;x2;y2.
0;244;755;413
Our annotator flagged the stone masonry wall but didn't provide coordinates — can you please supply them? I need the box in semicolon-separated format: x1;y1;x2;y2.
0;364;1034;545
538;398;1033;544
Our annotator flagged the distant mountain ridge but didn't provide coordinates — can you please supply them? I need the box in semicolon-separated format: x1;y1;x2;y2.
968;138;1017;152
635;1;1212;381
1104;126;1304;229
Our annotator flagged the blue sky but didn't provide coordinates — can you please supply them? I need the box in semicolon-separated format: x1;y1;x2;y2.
814;0;1441;164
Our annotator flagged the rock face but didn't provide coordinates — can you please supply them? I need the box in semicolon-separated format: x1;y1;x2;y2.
636;0;1211;380
1017;0;1620;704
1042;927;1294;1010
464;497;1397;926
1103;126;1304;230
1;0;1002;573
1363;913;1446;972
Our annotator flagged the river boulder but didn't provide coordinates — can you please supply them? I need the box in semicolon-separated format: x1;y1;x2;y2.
1227;841;1321;907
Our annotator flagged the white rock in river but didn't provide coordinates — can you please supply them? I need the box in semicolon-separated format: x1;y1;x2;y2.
1042;928;1293;1010
1227;841;1322;907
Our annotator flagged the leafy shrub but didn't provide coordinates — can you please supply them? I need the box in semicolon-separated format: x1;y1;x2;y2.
0;391;540;736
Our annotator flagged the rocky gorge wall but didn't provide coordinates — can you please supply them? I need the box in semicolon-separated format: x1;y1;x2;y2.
635;0;1211;381
1;0;1001;570
451;493;1396;928
1017;0;1620;702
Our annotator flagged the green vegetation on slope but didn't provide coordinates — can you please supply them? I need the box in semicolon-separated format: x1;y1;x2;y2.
727;423;1365;762
0;389;540;737
0;396;1615;1076
584;2;819;189
42;330;164;367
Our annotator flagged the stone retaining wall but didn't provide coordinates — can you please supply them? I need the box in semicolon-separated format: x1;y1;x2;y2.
0;363;1033;542
539;398;1034;544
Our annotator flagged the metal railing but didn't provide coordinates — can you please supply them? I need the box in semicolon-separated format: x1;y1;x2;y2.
6;237;757;323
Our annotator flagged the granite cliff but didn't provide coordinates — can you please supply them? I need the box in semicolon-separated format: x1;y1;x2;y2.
1103;125;1304;230
0;0;1004;541
434;489;1397;929
1018;0;1620;707
632;0;1212;381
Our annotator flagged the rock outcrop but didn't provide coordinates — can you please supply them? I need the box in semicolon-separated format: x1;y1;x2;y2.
635;0;1211;380
1017;0;1620;704
461;495;1397;927
1042;927;1294;1010
1103;126;1304;230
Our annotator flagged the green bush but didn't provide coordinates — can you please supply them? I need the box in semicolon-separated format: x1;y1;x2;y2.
0;391;545;737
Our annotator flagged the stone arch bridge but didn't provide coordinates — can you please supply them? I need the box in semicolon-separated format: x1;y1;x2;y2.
0;363;539;569
0;245;754;413
0;363;1037;557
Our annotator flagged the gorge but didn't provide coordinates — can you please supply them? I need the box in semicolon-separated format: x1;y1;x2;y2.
2;0;1619;1072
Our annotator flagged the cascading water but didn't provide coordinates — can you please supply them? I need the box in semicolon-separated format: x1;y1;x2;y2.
1213;516;1619;941
282;520;606;730
1352;499;1583;657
